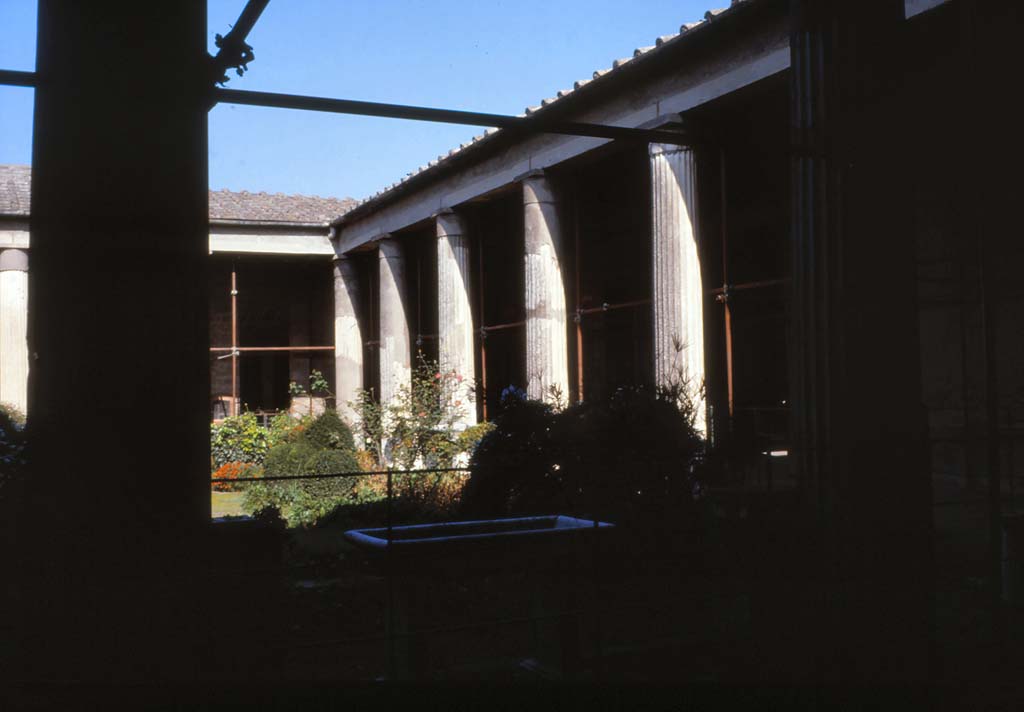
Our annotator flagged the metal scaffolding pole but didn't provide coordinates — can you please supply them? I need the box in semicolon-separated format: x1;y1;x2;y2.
231;266;239;416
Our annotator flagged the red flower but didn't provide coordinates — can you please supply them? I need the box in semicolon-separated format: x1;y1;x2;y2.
212;461;258;492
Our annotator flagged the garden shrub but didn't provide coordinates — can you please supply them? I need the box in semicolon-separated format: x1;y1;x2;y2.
555;386;704;526
263;440;316;477
455;421;496;459
346;357;489;522
462;386;705;525
267;412;309;448
1;401;25;428
352;356;476;469
302;409;355;451
299;448;361;500
0;402;27;494
276;447;362;528
243;410;363;528
210;412;269;469
460;397;560;518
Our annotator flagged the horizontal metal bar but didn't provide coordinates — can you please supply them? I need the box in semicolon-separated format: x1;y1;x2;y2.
481;320;526;333
577;298;651;316
209;345;335;353
212;87;692;145
0;69;35;87
212;466;471;484
212;457;703;485
707;278;789;296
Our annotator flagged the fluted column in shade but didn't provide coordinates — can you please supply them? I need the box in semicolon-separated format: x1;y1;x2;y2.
333;255;363;424
0;249;29;416
378;236;411;408
436;210;477;427
650;143;706;435
522;171;569;403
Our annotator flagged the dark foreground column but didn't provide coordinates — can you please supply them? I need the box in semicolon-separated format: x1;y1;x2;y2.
789;0;933;683
19;2;210;684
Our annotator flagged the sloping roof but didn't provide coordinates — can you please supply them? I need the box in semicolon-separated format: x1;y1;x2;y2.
341;0;758;220
208;189;355;225
0;165;31;217
0;164;355;225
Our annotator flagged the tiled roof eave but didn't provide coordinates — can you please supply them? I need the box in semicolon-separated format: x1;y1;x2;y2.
336;0;761;227
210;218;333;229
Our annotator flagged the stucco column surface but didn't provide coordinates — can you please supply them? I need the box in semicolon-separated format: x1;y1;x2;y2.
0;248;29;416
333;255;363;424
522;172;569;403
650;144;706;435
378;237;411;408
436;211;477;427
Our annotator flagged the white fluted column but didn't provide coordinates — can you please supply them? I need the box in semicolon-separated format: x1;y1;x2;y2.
650;144;706;435
522;171;569;404
0;248;28;417
333;255;363;424
378;237;411;408
436;210;477;427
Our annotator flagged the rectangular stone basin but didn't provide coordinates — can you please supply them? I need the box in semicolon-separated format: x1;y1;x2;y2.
345;515;615;679
344;514;613;558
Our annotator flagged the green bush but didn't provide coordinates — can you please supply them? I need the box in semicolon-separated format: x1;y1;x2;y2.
455;421;496;458
351;355;476;469
243;410;363;528
300;448;361;499
555;386;703;525
0;402;27;494
1;401;25;429
263;440;316;476
211;412;269;470
461;399;559;518
302;409;355;451
462;386;705;524
267;412;309;448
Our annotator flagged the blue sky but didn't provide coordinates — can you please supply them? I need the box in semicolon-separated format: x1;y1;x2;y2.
2;0;712;201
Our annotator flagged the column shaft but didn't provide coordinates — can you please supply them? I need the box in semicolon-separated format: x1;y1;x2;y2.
523;173;569;403
0;249;29;416
378;237;411;407
333;256;363;423
650;144;706;435
436;211;476;426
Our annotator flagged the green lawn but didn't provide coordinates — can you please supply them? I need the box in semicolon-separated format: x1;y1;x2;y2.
211;490;247;518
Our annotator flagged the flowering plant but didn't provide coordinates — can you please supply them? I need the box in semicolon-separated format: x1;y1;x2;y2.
211;461;262;492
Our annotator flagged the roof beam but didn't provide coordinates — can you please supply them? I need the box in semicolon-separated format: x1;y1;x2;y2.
0;69;35;87
211;87;693;146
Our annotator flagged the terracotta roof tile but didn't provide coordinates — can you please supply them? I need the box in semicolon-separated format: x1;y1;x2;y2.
207;188;356;224
0;165;31;216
